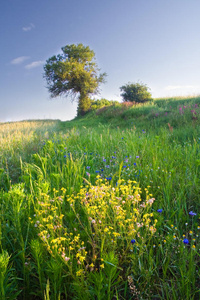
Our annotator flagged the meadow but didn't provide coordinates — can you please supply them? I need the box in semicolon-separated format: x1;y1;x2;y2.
0;96;200;299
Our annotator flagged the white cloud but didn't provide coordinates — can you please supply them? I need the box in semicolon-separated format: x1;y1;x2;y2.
10;56;30;65
25;61;44;69
22;23;35;32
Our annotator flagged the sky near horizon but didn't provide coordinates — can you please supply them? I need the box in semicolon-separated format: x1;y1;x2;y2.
1;0;200;122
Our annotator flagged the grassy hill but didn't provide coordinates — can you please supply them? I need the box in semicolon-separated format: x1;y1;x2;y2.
0;96;200;299
60;95;200;136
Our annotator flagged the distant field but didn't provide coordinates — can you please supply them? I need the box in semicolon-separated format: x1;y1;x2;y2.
0;96;200;299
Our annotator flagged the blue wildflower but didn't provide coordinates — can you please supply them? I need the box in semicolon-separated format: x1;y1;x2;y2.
189;211;197;216
64;155;66;158
95;170;100;173
123;165;127;168
134;163;136;166
131;239;136;244
157;209;163;213
86;166;90;169
183;238;189;244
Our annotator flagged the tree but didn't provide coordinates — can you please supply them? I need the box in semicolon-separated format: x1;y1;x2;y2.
120;82;152;103
44;43;106;116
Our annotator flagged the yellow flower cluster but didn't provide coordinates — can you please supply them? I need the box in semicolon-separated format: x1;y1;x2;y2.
32;178;157;278
74;178;157;253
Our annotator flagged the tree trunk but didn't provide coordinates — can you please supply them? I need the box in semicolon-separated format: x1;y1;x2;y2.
77;93;91;116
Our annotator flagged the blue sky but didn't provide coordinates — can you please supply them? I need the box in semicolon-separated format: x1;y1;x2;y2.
1;0;200;122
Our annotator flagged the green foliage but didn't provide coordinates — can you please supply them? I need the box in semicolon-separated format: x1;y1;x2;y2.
44;43;106;116
90;98;118;111
0;250;21;300
120;81;152;103
0;250;10;299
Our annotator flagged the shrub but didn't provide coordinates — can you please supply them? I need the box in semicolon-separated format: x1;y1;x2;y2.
90;98;118;111
120;82;152;103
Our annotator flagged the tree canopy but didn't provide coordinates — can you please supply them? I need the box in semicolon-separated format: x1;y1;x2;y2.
120;82;152;103
44;43;106;115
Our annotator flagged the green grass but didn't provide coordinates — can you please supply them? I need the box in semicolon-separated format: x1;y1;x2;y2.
0;96;200;299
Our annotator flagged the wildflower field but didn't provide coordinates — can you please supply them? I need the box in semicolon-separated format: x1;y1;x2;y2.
1;97;200;299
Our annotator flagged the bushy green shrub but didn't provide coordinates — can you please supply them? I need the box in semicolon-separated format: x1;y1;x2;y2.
89;98;119;111
120;82;152;103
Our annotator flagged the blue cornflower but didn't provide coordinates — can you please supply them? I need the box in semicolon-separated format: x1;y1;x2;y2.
106;176;112;181
157;209;163;213
136;156;139;158
122;137;124;139
103;158;106;162
183;238;189;244
134;163;136;166
123;165;127;168
131;239;136;244
95;170;100;173
64;155;66;158
86;166;90;169
101;169;104;172
189;211;197;216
